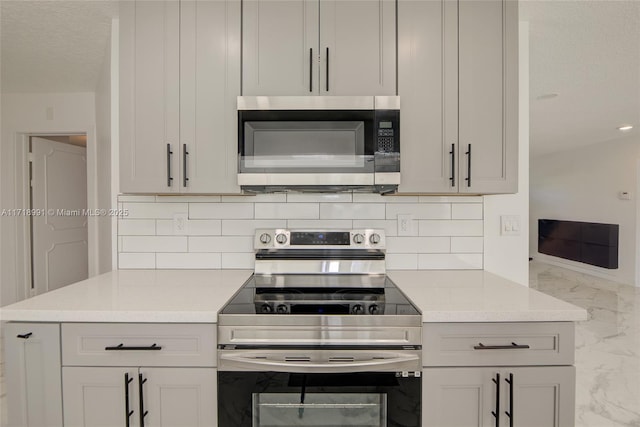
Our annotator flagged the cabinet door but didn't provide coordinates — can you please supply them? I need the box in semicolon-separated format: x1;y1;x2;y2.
422;368;498;427
180;1;241;193
320;0;396;96
142;368;217;427
506;366;575;427
120;1;180;193
5;323;62;427
242;0;319;95
458;0;518;194
397;0;458;192
63;367;138;427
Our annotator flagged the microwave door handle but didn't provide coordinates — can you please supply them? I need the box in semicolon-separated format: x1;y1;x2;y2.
219;352;419;373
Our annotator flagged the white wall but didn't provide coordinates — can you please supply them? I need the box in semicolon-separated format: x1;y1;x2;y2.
530;135;640;286
0;92;96;305
483;23;530;286
95;29;113;275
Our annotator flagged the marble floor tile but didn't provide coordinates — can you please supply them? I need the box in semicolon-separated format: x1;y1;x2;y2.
530;261;640;427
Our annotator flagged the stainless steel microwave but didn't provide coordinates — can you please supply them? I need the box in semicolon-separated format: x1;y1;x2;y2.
237;96;400;193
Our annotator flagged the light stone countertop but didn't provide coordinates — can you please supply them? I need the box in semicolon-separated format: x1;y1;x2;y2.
0;269;587;323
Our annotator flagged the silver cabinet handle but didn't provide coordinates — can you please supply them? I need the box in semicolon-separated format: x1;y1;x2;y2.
182;144;189;187
473;342;530;350
166;143;173;187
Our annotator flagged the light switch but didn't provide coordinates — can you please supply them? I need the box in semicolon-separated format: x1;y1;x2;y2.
501;215;520;236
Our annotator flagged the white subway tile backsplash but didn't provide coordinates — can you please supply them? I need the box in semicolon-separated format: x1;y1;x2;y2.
190;203;254;219
119;253;156;269
189;236;254;253
419;220;483;236
222;220;287;235
124;203;188;219
157;219;222;236
418;253;483;269
320;203;385;219
387;237;450;253
286;193;352;203
222;194;287;203
156;195;221;203
117;196;485;271
221;253;255;269
451;203;483;220
386;203;451;220
386;254;418;270
451;237;484;253
256;203;319;219
118;219;156;236
122;236;188;253
287;219;353;229
156;253;221;269
352;220;399;236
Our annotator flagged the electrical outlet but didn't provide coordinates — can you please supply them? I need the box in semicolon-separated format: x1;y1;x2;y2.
173;213;188;235
500;215;520;236
397;214;415;236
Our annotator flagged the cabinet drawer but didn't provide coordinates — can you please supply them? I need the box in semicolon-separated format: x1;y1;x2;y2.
423;322;574;367
62;323;216;367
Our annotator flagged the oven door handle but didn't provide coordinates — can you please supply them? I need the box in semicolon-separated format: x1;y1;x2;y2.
219;352;420;373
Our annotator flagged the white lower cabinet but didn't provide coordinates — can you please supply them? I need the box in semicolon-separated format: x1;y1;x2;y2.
63;367;217;427
422;322;577;427
4;323;63;427
423;366;575;427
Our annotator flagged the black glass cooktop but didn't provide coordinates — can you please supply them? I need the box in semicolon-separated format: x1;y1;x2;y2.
219;274;421;316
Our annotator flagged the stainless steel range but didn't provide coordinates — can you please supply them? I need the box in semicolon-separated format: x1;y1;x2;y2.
217;229;422;427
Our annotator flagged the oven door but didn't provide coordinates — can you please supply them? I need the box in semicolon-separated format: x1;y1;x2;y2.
218;348;421;426
218;371;420;427
237;108;376;186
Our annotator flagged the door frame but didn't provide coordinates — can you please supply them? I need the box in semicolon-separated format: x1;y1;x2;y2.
14;129;98;299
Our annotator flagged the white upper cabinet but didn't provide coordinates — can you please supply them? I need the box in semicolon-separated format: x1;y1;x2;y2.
242;0;396;96
120;0;241;194
398;0;518;194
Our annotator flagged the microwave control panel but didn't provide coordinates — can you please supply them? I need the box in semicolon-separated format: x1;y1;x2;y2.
375;110;400;154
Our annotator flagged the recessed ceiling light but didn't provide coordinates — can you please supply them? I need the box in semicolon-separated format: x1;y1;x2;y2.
618;125;633;132
536;93;558;100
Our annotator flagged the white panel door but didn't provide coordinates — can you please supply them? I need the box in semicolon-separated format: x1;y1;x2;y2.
5;323;62;427
397;0;458;193
320;0;396;96
242;0;319;95
508;367;575;427
62;367;138;427
120;1;180;193
422;368;498;427
142;368;217;427
180;0;241;193
31;137;88;294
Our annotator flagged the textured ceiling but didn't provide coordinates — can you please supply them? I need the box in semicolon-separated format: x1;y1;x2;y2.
521;0;640;157
0;1;118;93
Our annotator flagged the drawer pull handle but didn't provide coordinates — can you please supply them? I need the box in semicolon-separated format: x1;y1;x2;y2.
474;342;530;350
105;343;162;351
17;332;33;339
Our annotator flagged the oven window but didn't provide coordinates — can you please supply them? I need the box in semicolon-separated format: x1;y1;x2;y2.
243;121;367;170
252;393;386;427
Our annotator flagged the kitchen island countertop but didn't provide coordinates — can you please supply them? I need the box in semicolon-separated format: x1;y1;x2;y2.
0;269;587;323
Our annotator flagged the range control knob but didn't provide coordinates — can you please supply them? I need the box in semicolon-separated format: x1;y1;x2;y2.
353;233;365;244
369;233;381;244
259;304;273;314
351;304;364;314
368;304;380;315
259;233;272;244
276;304;289;314
275;233;288;244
